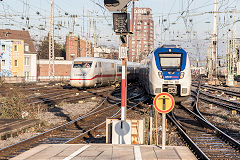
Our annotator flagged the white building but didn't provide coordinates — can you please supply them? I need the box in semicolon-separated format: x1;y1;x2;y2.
94;46;111;58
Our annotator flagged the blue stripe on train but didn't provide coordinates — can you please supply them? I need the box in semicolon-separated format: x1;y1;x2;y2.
162;71;180;80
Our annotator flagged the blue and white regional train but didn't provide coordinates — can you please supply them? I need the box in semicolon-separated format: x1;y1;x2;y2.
139;45;191;99
70;57;140;88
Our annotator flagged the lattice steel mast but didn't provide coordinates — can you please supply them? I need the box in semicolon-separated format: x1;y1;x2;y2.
49;0;55;79
212;0;218;79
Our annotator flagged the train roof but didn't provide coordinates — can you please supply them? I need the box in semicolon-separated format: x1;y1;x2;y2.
155;46;187;54
73;57;140;66
160;44;181;48
73;57;119;63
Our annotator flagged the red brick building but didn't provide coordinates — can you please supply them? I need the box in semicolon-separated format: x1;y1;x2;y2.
66;33;80;60
66;33;93;60
128;8;154;62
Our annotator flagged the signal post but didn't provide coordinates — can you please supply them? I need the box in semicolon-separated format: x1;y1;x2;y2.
153;93;175;149
119;7;128;121
105;1;131;121
105;0;136;144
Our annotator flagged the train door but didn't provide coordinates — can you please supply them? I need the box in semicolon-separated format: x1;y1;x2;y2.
112;63;116;83
95;62;99;86
114;63;118;83
98;62;103;85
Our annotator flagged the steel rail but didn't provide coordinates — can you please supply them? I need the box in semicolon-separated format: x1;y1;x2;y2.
0;98;107;153
192;84;240;151
167;113;210;160
192;83;240;97
168;81;240;159
65;95;148;144
166;79;210;159
0;90;144;158
191;89;240;113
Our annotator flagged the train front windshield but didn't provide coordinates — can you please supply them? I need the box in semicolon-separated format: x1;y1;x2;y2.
159;53;182;71
73;61;92;68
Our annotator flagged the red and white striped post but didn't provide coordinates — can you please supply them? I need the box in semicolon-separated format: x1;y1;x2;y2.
121;58;127;121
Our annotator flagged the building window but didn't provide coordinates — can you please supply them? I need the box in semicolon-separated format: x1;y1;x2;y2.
25;72;30;79
14;45;18;52
24;57;30;66
25;45;29;51
2;60;5;67
14;60;18;67
70;54;75;60
2;45;5;51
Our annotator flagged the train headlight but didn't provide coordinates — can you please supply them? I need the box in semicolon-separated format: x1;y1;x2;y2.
158;72;163;79
180;72;184;79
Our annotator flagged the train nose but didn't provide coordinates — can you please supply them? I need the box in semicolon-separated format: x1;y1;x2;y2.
70;80;82;87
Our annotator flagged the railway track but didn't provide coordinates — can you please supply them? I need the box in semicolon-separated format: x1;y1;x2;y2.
0;86;147;159
0;84;116;108
0;82;64;96
192;89;240;113
25;85;116;106
192;83;240;97
168;84;240;159
191;84;240;113
169;104;240;159
192;84;240;144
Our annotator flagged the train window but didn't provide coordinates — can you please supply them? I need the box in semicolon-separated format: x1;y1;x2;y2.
127;67;133;72
159;53;182;71
73;61;92;68
95;63;97;68
117;66;122;72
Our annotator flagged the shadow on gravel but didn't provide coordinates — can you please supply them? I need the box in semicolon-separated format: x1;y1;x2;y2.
42;98;83;131
83;132;106;143
87;90;106;99
200;112;228;121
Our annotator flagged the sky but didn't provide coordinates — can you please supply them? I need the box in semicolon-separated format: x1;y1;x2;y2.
0;0;239;66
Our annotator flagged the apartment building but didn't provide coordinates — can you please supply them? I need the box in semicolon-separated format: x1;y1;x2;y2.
128;8;154;62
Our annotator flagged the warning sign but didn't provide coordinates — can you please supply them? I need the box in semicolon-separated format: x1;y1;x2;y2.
153;93;175;113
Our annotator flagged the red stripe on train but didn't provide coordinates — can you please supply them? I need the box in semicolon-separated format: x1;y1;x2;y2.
70;74;122;81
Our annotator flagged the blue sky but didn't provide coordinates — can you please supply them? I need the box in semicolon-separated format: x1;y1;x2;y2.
0;0;239;65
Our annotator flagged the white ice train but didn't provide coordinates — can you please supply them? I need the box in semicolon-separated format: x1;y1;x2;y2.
70;57;140;88
139;45;191;99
